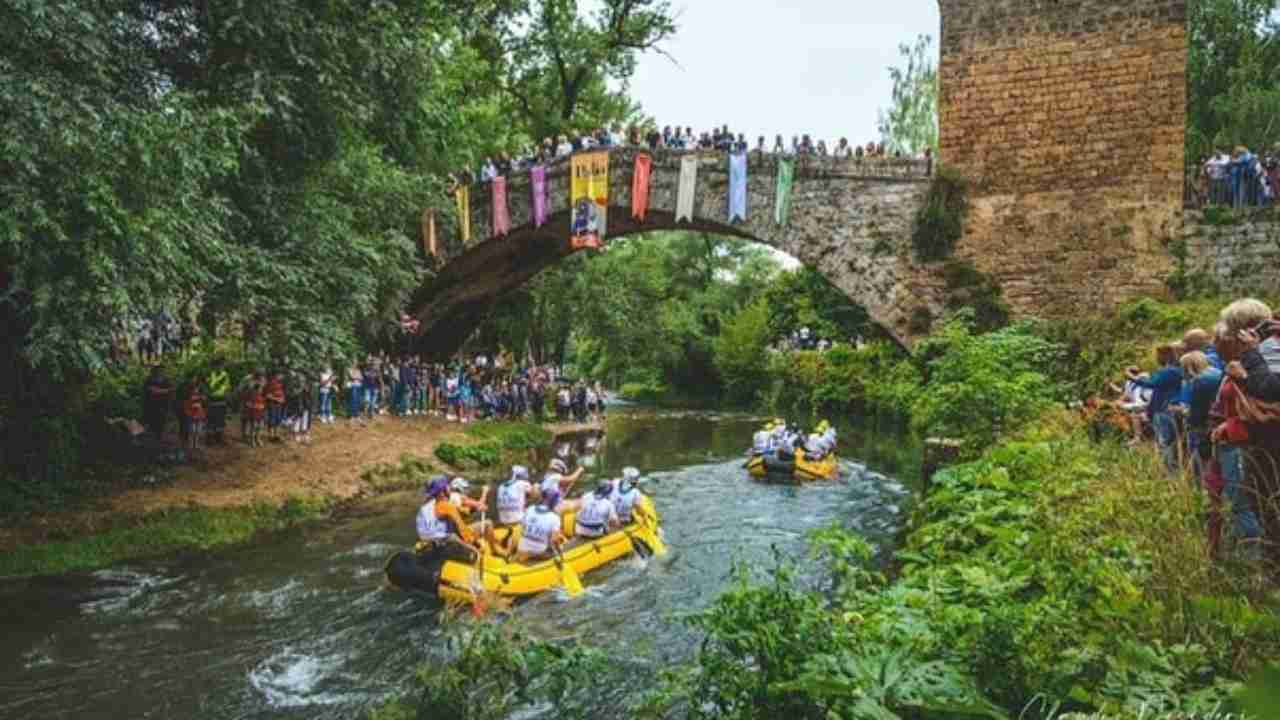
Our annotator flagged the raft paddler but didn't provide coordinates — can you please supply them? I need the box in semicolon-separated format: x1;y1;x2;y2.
612;467;645;524
751;424;771;455
542;458;584;497
489;466;534;556
515;489;567;562
416;477;478;554
575;481;620;539
448;477;488;516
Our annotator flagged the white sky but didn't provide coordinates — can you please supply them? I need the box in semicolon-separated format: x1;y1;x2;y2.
625;0;940;146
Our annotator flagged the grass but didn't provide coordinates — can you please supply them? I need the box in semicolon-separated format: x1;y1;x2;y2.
0;495;331;577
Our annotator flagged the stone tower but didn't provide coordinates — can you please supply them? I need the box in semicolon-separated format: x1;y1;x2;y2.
937;0;1188;315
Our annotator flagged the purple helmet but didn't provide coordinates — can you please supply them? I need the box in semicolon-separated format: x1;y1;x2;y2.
424;476;449;498
542;489;561;510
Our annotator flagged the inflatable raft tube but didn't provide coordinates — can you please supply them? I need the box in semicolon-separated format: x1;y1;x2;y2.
746;450;839;483
386;496;664;603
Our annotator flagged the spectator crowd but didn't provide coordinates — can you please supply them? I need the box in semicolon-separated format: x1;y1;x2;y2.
1195;144;1280;209
1098;297;1280;566
462;123;930;185
137;350;605;460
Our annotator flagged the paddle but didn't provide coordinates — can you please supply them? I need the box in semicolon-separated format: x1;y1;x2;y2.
551;541;585;597
470;505;488;616
634;506;668;557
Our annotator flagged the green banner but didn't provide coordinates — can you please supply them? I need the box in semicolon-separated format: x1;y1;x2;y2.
774;158;794;226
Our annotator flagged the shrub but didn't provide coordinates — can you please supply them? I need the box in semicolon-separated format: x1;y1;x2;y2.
434;442;500;469
911;321;1066;455
712;299;774;407
913;164;968;262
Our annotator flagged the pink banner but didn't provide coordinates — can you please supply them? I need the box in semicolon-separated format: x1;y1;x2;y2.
492;176;510;237
531;165;547;228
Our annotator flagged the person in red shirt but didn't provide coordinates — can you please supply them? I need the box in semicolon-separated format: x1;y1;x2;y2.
264;372;286;442
183;380;208;452
243;373;267;448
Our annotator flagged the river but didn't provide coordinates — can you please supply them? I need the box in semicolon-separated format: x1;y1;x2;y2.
0;409;916;719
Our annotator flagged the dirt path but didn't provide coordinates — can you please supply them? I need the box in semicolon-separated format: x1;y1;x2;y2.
0;415;602;553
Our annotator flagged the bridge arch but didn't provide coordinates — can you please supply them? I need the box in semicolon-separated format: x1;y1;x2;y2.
411;149;932;358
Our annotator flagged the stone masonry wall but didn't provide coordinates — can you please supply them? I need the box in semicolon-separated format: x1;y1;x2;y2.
938;0;1187;316
1183;210;1280;294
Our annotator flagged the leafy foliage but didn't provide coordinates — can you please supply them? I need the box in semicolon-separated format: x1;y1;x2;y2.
646;421;1279;720
370;619;609;720
1187;0;1280;160
878;34;940;155
912;165;968;262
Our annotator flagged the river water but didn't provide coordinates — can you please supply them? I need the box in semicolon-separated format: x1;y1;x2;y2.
0;409;915;719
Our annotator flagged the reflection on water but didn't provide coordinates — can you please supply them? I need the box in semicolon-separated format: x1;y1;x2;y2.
0;409;916;719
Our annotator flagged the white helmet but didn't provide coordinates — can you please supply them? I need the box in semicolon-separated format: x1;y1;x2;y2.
622;467;641;482
509;465;529;482
549;458;569;474
449;477;470;492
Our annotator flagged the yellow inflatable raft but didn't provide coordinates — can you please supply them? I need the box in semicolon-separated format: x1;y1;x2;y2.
385;496;665;604
746;449;839;483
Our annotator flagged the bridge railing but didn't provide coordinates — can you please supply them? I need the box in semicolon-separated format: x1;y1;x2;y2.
1184;160;1279;210
463;147;933;190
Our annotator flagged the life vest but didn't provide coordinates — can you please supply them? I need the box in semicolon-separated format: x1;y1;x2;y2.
752;431;769;454
576;495;614;538
805;433;824;456
415;500;451;542
613;486;641;524
517;507;560;556
497;480;531;525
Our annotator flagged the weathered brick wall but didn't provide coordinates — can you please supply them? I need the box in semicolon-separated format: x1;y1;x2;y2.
1183;210;1280;294
938;0;1187;315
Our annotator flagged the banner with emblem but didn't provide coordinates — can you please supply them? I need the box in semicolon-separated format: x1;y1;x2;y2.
570;152;609;249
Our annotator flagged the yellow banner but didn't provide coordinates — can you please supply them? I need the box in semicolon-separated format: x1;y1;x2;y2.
570;152;609;249
455;185;470;244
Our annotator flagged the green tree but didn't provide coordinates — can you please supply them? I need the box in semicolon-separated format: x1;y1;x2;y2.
1187;0;1280;159
877;34;939;155
713;300;774;406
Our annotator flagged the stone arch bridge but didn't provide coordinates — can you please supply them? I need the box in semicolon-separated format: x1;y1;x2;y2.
411;148;934;357
412;0;1193;359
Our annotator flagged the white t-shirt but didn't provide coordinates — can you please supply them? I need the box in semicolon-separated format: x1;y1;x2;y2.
517;507;561;555
613;486;641;524
416;501;449;541
576;495;618;538
497;480;533;524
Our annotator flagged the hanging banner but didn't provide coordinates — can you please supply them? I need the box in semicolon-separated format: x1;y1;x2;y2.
421;209;437;257
570;151;609;249
492;176;511;237
455;184;471;243
774;158;794;226
531;165;548;228
676;155;698;223
728;153;748;222
632;153;653;222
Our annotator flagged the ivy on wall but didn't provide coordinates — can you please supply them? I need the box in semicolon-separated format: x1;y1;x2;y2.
912;164;969;262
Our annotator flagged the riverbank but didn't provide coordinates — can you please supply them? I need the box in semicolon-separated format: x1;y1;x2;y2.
0;415;602;577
